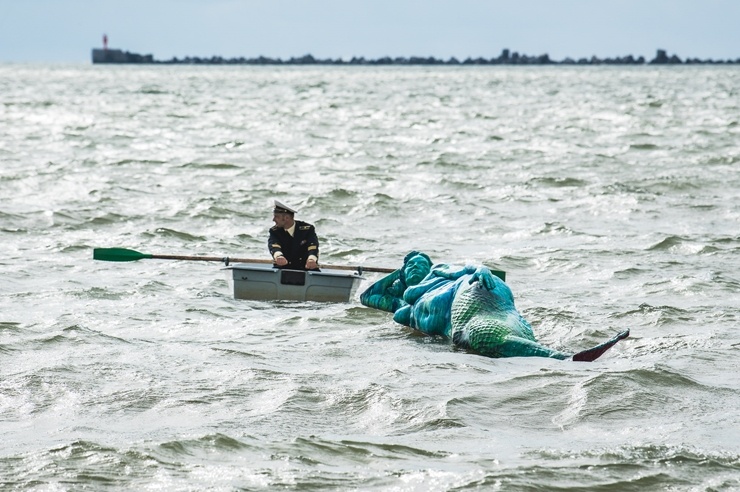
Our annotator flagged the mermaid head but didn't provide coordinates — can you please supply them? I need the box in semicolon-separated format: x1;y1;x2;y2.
400;251;433;286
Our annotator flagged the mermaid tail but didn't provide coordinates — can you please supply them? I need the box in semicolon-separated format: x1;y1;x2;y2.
454;330;573;359
451;282;628;361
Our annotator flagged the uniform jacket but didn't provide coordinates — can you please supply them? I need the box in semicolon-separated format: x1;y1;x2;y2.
268;220;319;270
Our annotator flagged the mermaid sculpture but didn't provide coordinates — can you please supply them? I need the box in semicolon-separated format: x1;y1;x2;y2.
360;251;629;361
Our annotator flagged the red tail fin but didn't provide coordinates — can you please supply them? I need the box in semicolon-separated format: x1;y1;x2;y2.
572;330;630;362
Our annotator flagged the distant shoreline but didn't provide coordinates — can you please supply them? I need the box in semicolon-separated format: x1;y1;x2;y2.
91;48;739;65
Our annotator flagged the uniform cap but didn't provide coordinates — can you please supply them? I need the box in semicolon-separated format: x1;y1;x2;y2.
273;200;297;214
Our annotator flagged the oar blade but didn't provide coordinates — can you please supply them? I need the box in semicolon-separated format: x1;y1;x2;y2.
93;247;152;262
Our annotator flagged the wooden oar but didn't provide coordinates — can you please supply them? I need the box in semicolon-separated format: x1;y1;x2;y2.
93;247;395;273
93;247;507;279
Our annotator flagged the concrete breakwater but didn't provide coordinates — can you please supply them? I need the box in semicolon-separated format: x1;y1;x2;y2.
91;48;740;65
92;49;153;64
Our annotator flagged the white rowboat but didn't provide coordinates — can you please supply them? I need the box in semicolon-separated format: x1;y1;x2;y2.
226;263;364;302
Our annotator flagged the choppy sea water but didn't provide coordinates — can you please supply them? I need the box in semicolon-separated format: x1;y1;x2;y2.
1;64;739;490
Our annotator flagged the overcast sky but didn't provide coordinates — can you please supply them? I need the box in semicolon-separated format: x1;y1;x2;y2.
1;0;738;63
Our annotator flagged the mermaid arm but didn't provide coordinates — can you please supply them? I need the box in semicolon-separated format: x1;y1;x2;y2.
400;263;471;305
430;263;476;280
359;269;407;313
428;262;503;297
402;275;450;304
430;263;500;291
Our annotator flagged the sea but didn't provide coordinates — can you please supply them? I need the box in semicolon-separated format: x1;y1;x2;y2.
1;63;739;491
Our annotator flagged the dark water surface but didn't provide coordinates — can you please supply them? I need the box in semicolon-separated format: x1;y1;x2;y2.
1;64;739;490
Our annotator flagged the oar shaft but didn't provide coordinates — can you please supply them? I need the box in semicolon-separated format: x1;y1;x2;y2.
133;252;394;272
318;264;395;273
149;254;272;264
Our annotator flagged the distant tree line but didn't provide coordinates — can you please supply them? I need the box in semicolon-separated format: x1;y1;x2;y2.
92;49;740;65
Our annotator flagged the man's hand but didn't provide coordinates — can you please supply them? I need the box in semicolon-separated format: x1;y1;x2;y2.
306;258;318;269
275;256;288;266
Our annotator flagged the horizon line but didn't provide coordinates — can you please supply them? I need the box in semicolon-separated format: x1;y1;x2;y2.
90;48;740;66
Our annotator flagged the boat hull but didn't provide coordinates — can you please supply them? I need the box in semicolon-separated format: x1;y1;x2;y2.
226;263;364;302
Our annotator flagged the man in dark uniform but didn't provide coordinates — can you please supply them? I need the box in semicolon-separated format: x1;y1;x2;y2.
268;200;320;270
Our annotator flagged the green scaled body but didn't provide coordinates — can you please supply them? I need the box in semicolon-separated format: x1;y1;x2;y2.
450;282;570;359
